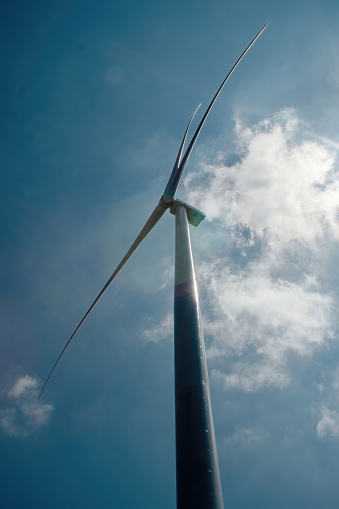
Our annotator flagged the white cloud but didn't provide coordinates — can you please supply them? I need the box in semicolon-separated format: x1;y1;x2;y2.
225;426;270;447
182;109;338;391
143;312;173;343
185;109;338;248
8;374;37;398
203;260;332;360
213;362;290;393
331;365;339;390
0;375;53;437
159;256;174;290
0;409;17;437
317;406;339;439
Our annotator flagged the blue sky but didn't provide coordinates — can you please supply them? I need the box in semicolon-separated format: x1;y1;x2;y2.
1;1;339;508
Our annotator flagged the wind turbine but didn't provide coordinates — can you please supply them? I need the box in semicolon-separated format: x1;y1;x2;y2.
39;23;268;509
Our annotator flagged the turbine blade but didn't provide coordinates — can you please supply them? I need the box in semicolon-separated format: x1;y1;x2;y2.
38;199;170;401
162;21;269;203
172;103;201;174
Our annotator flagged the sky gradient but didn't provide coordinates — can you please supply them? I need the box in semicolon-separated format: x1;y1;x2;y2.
1;1;339;508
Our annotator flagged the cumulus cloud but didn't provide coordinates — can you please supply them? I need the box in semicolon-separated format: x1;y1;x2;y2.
212;361;290;392
159;256;174;290
143;312;173;343
0;375;53;437
8;375;38;398
317;406;339;439
225;426;270;447
185;109;338;247
182;109;338;392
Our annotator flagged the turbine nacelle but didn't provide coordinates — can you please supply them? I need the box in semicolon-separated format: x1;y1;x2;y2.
170;199;205;228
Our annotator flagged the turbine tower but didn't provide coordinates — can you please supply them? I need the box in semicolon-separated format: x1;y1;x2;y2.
39;23;268;509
